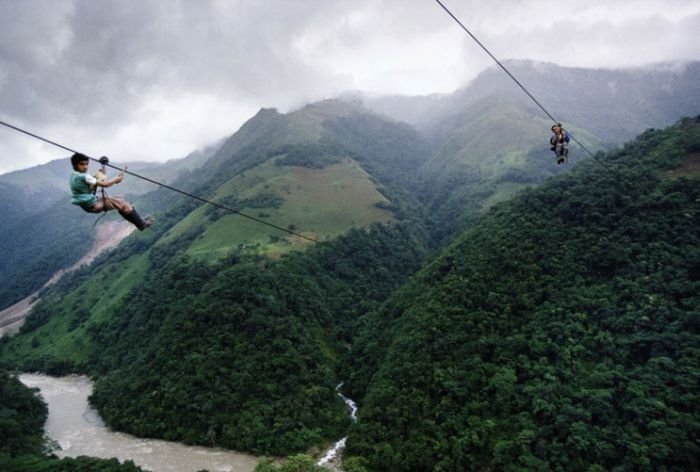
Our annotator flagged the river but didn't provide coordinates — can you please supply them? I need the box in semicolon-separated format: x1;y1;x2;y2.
19;373;260;472
317;382;358;468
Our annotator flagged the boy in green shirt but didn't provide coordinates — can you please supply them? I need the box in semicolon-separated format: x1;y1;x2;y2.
69;153;152;230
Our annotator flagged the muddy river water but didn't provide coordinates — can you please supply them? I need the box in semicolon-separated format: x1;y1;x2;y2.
19;373;260;472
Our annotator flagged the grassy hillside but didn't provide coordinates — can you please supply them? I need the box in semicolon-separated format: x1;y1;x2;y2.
0;101;432;458
153;99;427;260
2;80;697;466
344;117;700;470
0;250;150;373
0;148;212;311
416;94;603;243
163;157;394;259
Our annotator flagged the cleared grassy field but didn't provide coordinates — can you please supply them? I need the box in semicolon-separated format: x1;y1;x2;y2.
182;157;394;258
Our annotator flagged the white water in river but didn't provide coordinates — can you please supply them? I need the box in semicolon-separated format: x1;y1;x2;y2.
317;382;358;467
19;374;260;472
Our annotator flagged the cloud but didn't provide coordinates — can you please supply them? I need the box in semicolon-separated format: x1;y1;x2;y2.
1;0;699;175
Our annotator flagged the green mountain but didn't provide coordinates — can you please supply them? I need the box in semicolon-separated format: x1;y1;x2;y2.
365;61;700;242
4;62;695;312
366;60;700;144
344;117;700;471
145;100;428;259
0;146;216;310
415;94;602;242
0;100;432;457
1;60;699;468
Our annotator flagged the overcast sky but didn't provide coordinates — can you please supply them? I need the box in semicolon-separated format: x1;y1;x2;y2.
1;0;699;175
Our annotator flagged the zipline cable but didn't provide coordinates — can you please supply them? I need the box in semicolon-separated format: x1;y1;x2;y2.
433;0;618;175
0;118;342;252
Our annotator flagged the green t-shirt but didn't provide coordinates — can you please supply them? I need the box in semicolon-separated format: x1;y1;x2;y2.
69;171;97;207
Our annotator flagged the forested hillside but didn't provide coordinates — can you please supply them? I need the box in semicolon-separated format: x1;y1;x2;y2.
344;117;700;470
0;202;96;309
414;94;599;243
1;62;699;468
0;99;432;457
3;62;696;311
401;61;700;243
0;150;212;311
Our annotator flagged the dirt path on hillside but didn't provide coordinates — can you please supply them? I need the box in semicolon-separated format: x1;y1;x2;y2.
0;220;135;337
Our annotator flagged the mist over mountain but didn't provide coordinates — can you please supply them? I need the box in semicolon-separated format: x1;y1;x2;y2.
358;60;700;241
3;61;696;304
361;60;700;141
1;61;699;470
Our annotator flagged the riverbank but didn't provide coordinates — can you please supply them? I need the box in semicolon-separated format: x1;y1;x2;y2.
19;373;260;472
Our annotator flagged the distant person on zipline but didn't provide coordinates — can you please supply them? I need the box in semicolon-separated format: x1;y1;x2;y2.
550;123;570;164
69;152;152;230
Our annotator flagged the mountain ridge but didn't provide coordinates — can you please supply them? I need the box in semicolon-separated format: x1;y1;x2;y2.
360;60;700;143
1;61;699;468
344;116;700;470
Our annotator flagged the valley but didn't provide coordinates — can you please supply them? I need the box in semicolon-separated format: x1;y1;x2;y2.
1;62;699;471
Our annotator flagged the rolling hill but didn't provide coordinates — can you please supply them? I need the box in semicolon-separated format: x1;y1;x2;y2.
0;146;216;310
0;99;433;456
365;60;700;241
1;60;699;468
344;116;700;471
3;61;697;311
